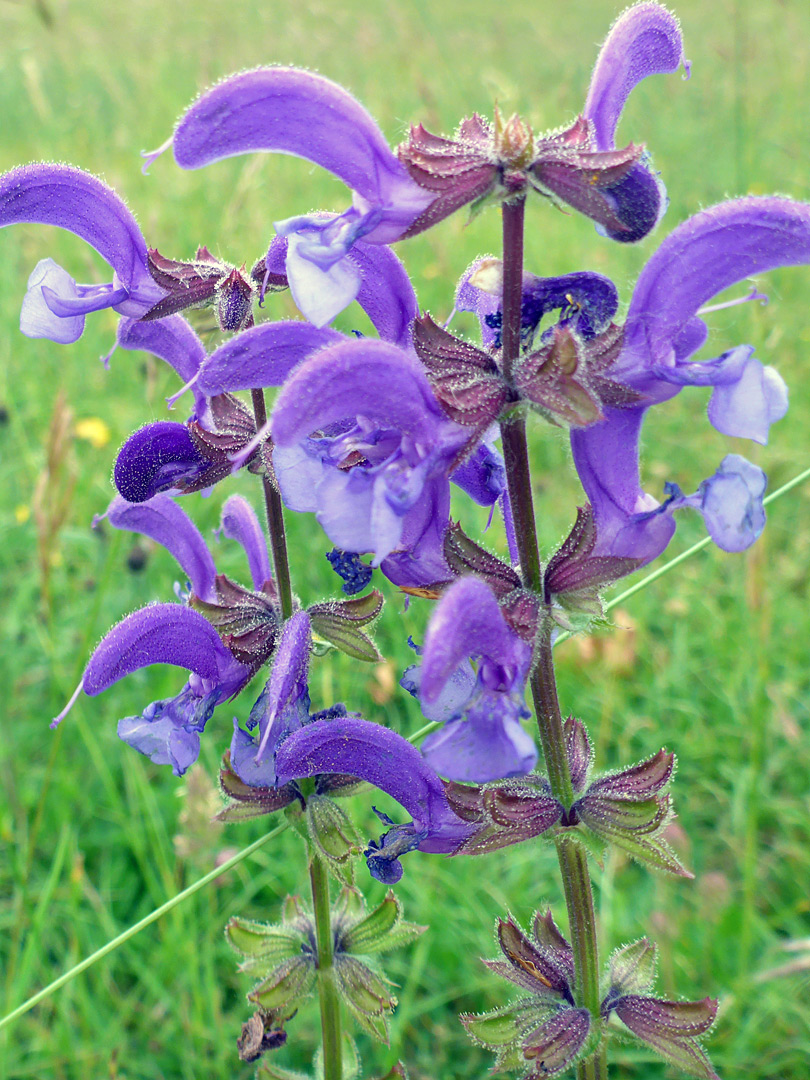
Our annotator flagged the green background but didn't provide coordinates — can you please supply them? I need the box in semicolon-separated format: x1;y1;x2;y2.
0;0;808;1077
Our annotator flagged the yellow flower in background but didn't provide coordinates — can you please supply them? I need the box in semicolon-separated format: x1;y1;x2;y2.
74;417;111;449
14;504;31;524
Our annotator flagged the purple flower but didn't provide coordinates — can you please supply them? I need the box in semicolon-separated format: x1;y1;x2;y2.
51;492;285;774
0;164;164;343
463;914;719;1079
257;231;420;346
55;603;250;777
270;337;469;588
274;714;475;883
159;68;432;325
584;2;689;241
570;196;810;568
405;577;537;783
229;611;313;789
110;314;210;421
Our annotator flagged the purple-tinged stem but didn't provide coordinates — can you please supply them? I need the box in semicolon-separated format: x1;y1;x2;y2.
498;198;605;1079
250;388;294;620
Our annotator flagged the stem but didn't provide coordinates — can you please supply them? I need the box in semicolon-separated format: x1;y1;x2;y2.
499;199;543;593
532;636;574;806
250;388;294;620
309;855;342;1080
499;199;604;1074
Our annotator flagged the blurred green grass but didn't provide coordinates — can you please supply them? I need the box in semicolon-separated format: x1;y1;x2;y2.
0;0;809;1077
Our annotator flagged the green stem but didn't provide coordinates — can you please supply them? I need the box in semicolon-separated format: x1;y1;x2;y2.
251;387;294;620
309;855;342;1080
531;635;574;807
499;198;604;1075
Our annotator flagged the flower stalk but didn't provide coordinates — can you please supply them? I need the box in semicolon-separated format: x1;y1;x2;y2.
499;198;604;1078
309;854;343;1080
250;387;294;620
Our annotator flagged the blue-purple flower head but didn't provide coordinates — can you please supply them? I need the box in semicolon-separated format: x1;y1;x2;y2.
570;196;810;570
403;577;537;784
456;197;807;573
51;492;283;776
56;603;251;777
270;337;470;589
274;714;475;883
583;2;689;242
229;611;313;789
151;67;432;327
0;164;164;343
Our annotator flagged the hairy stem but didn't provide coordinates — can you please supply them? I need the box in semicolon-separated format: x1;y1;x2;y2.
250;388;294;620
499;198;604;1075
309;855;342;1080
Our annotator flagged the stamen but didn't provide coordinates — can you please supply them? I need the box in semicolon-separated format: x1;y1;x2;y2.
442;305;458;330
697;285;768;316
140;134;173;176
51;679;84;729
100;339;118;371
165;370;201;410
228;419;272;471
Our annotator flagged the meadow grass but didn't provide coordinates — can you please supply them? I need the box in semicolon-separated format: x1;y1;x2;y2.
0;1;809;1077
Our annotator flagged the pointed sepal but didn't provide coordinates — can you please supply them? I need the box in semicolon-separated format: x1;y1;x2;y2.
545;505;641;620
460;997;545;1048
306;795;362;884
614;995;719;1079
606;938;657;997
217;750;300;822
248;956;317;1010
412;313;508;428
564;717;593;794
339;890;425;956
309;591;384;662
443;521;521;599
334;955;397;1039
225;916;304;964
522;1007;593;1077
